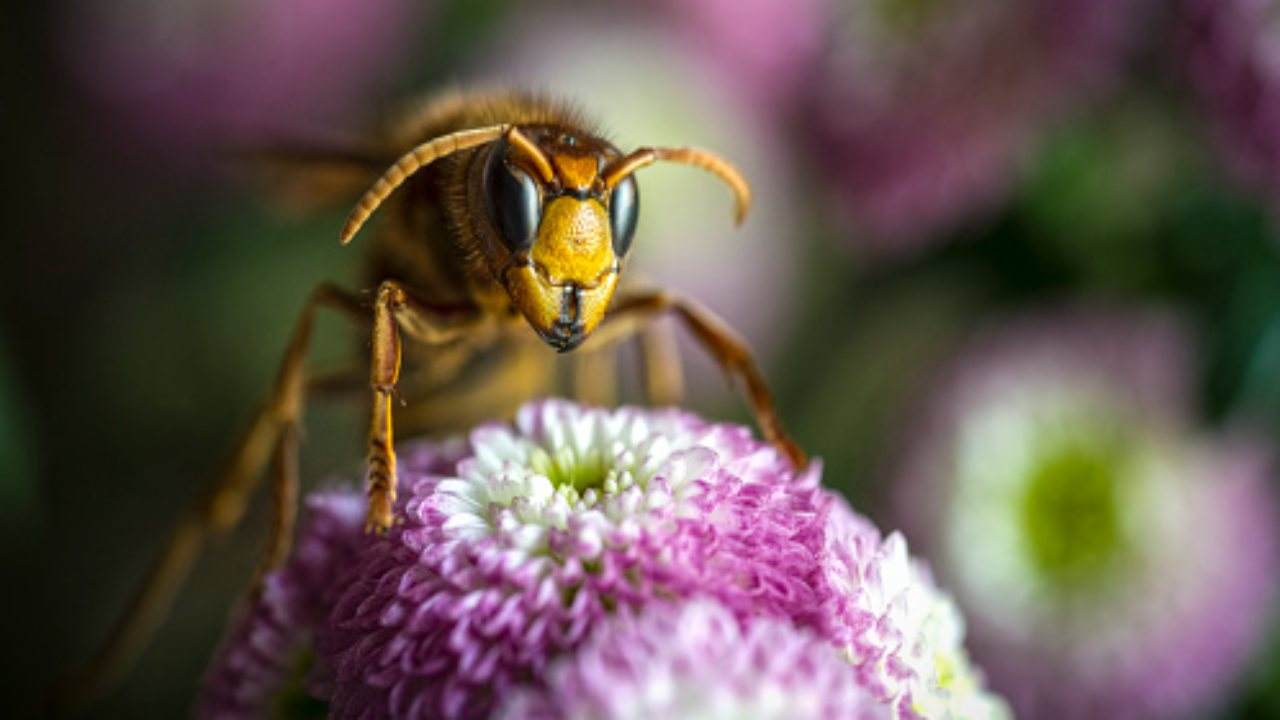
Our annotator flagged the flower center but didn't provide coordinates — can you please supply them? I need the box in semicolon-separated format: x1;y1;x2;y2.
529;445;612;494
1019;439;1127;587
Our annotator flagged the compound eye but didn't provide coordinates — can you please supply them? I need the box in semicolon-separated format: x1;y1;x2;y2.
483;143;541;252
609;175;639;256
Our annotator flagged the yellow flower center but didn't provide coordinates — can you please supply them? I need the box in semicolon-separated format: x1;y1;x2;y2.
1019;439;1128;587
530;445;611;494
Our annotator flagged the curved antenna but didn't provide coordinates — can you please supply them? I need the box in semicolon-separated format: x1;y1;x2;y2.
506;126;556;184
340;124;508;244
602;147;752;225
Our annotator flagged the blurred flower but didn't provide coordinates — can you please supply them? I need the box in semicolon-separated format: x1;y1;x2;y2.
198;399;1005;719
809;0;1139;254
648;0;826;109
470;13;801;374
494;599;883;720
1184;0;1280;208
893;308;1279;717
61;0;425;150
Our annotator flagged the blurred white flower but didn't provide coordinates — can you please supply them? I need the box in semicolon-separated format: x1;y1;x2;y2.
894;308;1279;718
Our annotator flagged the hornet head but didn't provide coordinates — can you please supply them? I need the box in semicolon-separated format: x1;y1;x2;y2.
340;121;749;353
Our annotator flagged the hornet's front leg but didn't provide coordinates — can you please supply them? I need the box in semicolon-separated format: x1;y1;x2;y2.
586;289;805;468
365;280;484;532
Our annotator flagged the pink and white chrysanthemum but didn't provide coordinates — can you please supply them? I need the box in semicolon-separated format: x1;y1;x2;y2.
316;401;829;718
199;399;1006;719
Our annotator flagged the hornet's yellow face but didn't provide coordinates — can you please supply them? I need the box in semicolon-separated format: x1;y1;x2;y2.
484;129;638;352
502;195;621;351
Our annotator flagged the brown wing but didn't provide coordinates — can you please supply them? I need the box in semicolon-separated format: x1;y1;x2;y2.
234;140;397;213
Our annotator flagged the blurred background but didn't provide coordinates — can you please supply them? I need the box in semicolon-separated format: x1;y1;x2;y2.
3;0;1280;717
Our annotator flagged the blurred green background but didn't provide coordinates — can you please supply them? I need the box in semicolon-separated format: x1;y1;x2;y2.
3;0;1279;717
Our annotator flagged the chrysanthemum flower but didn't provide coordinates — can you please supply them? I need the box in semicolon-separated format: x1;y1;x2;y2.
893;309;1279;718
493;598;884;720
199;400;1005;719
808;0;1140;253
1184;0;1280;207
316;401;830;718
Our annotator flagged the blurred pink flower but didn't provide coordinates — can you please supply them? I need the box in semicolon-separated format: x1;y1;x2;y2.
1184;0;1280;207
62;0;426;149
649;0;825;109
892;307;1279;718
809;0;1140;255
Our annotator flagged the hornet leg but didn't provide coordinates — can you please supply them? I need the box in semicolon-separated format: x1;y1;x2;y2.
587;289;805;467
363;280;483;533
